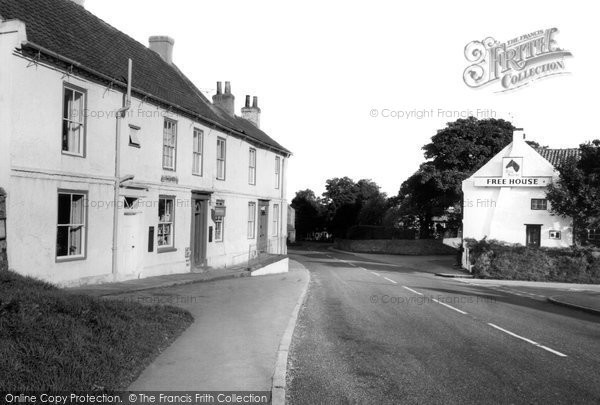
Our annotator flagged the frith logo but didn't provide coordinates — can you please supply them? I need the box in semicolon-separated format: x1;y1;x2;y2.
463;28;572;92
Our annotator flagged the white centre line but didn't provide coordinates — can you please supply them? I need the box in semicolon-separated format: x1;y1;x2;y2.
383;277;397;284
488;323;567;357
402;286;423;296
431;298;468;315
370;271;380;276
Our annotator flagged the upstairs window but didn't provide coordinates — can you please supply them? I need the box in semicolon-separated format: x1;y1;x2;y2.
193;128;204;175
56;191;87;259
129;125;141;148
163;119;177;170
275;156;281;189
217;138;226;180
531;199;547;210
249;148;257;185
62;85;86;156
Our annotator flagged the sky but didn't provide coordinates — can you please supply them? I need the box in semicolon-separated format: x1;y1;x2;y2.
86;0;600;201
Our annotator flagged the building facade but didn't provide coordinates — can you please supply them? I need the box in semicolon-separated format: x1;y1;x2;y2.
462;129;577;268
0;0;290;286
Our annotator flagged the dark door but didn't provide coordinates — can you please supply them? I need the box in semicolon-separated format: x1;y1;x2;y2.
526;225;541;247
258;201;269;252
192;198;207;267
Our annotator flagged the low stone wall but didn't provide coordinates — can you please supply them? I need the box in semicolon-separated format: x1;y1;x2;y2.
0;188;7;271
334;238;458;255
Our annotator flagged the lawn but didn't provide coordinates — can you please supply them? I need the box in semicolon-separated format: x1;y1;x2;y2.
0;270;194;390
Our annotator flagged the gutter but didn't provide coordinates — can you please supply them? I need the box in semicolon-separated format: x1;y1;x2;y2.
20;40;292;158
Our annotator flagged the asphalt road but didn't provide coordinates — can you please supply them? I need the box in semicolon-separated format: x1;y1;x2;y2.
286;247;600;404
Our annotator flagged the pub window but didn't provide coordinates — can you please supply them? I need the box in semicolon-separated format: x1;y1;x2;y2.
249;148;257;185
193;128;203;175
248;202;256;239
217;138;226;180
531;199;547;210
129;125;141;147
162;119;177;170
273;204;279;236
158;196;175;248
62;85;86;156
214;199;225;242
56;191;87;259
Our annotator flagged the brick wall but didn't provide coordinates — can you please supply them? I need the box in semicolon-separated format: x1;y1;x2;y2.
334;238;458;255
0;188;6;271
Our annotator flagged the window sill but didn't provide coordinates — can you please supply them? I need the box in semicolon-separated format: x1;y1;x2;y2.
56;255;86;263
157;247;178;254
62;151;85;158
129;143;141;149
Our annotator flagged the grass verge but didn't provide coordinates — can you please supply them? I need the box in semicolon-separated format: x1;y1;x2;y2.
0;270;193;390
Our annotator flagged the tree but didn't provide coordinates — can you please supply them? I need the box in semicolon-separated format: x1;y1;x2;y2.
399;117;515;237
546;140;600;245
291;189;325;240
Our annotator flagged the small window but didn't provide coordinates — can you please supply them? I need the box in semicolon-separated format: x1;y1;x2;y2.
273;204;280;236
248;202;256;238
217;138;226;180
275;156;281;189
193;128;203;175
56;191;87;259
163;119;177;170
62;85;86;156
214;199;225;242
531;199;547;210
588;229;600;241
549;230;561;240
249;148;256;185
158;196;175;248
124;196;139;210
129;125;141;147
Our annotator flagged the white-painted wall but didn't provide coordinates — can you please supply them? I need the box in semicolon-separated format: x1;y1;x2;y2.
461;132;573;268
0;20;289;286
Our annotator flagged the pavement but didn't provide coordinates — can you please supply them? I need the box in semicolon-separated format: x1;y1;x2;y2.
286;248;600;404
102;260;310;391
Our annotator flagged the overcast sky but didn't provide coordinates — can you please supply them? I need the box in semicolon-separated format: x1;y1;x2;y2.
87;0;599;201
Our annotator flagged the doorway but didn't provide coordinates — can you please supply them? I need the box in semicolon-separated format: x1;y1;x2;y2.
526;224;541;247
258;200;270;252
191;194;209;268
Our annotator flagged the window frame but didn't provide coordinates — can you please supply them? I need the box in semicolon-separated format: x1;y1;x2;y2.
549;230;561;240
56;189;88;262
157;195;176;252
61;83;87;158
249;148;257;185
273;203;280;236
129;124;141;148
530;198;548;210
248;202;257;239
216;137;227;180
214;199;225;242
162;118;178;171
588;229;600;241
192;128;204;176
275;156;281;189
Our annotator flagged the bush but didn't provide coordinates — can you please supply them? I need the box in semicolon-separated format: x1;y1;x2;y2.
465;238;600;283
346;225;416;240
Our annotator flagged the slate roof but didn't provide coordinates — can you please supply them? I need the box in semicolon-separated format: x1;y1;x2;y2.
534;148;580;167
0;0;290;154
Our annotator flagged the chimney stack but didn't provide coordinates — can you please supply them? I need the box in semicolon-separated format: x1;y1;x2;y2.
149;36;175;65
512;128;525;143
242;95;261;128
212;81;235;116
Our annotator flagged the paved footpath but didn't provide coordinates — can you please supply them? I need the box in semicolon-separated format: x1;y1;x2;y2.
103;261;309;391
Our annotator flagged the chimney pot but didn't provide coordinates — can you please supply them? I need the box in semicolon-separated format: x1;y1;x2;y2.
149;36;175;65
212;81;235;116
224;81;232;95
245;95;251;108
252;96;258;108
242;94;261;128
216;82;222;95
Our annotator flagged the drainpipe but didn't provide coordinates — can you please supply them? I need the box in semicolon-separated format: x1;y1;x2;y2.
111;59;133;277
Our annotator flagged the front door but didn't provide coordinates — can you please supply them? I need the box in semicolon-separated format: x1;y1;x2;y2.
526;224;541;247
191;197;208;268
120;212;142;276
258;200;269;252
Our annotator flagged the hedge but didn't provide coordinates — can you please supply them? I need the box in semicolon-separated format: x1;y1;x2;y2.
346;225;417;240
465;238;600;283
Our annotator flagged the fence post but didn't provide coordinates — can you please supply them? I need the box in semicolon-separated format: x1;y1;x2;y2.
0;188;7;272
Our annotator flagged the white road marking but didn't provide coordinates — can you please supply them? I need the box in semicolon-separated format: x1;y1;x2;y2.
383;277;397;284
402;286;423;296
487;323;567;357
370;271;380;276
431;298;469;315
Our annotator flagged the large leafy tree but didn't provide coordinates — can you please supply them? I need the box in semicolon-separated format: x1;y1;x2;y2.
291;189;326;240
399;117;515;237
547;140;600;245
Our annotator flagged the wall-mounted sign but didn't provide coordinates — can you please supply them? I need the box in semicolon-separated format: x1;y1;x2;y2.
212;206;226;219
160;175;178;184
502;157;523;178
473;177;552;187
